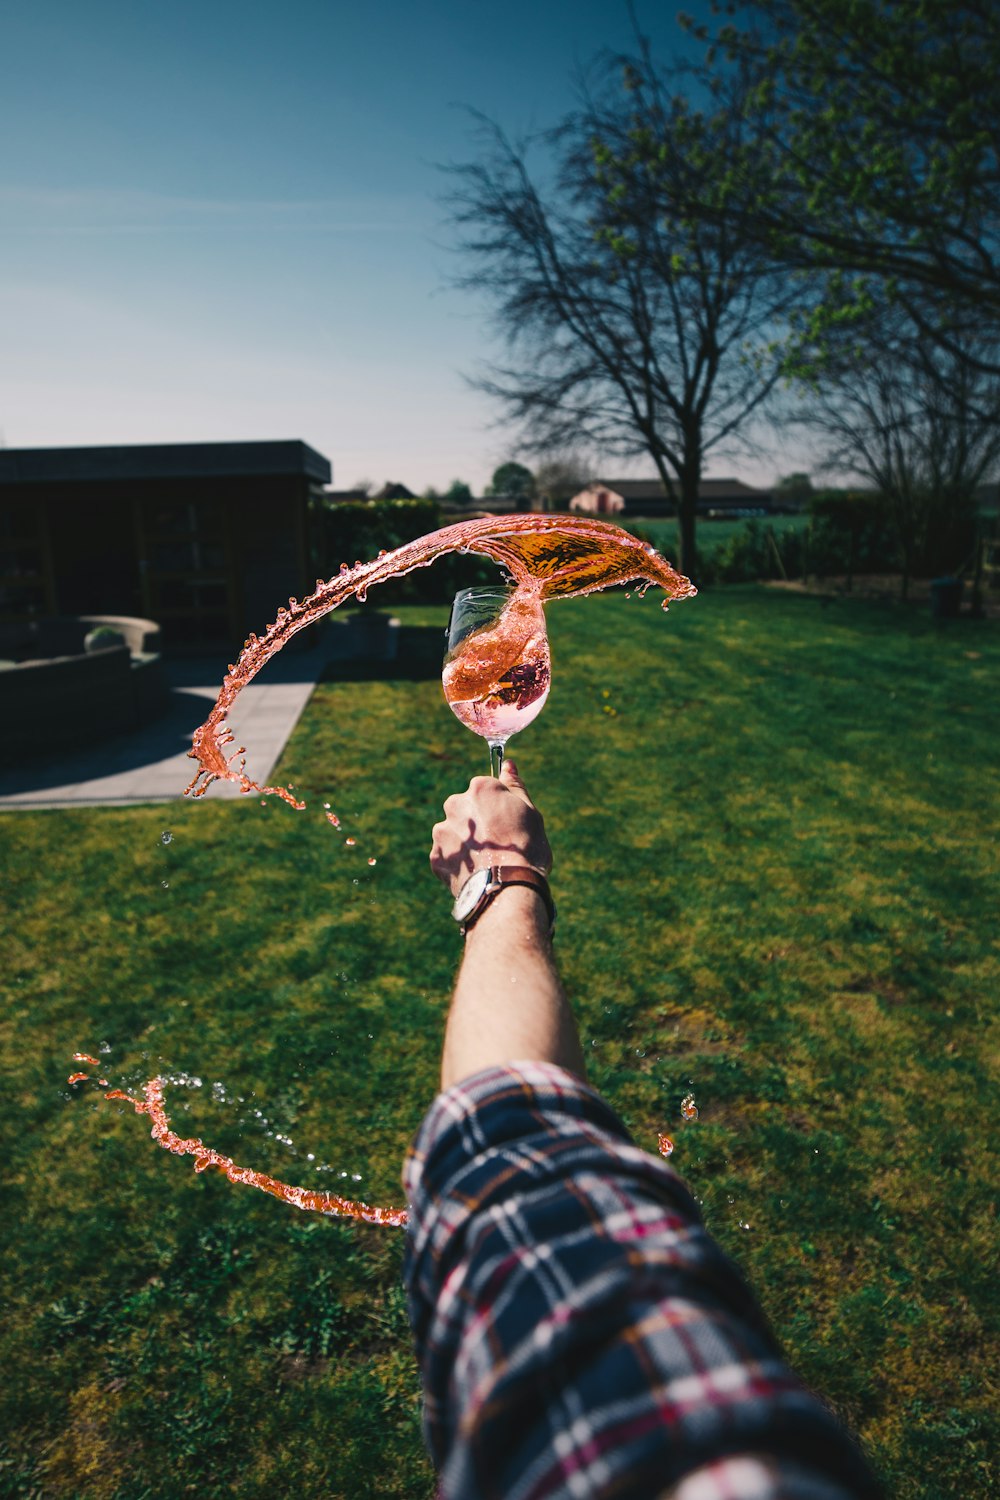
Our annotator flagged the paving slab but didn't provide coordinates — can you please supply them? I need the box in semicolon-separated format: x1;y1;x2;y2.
0;623;377;811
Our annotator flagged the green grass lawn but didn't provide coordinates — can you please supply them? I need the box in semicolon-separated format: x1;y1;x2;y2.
628;512;808;557
2;585;997;1499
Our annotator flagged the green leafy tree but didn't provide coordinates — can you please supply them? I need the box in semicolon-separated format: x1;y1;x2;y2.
486;461;535;499
445;478;474;505
681;0;1000;369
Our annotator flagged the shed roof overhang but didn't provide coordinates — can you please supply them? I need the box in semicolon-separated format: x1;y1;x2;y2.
0;440;332;487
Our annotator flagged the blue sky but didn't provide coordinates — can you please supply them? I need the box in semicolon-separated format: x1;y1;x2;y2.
0;0;791;492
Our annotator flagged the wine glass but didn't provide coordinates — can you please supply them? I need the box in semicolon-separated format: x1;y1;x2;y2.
442;586;551;776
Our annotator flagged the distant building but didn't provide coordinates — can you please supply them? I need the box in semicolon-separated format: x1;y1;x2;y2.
439;493;538;515
569;477;773;517
373;481;416;501
0;441;331;648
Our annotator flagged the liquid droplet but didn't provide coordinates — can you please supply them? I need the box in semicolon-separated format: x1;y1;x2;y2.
345;837;356;847
367;857;377;866
161;881;169;889
680;1093;699;1121
160;830;173;845
657;1133;674;1157
739;1220;752;1231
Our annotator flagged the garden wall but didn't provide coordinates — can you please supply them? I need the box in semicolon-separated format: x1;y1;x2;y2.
0;615;167;765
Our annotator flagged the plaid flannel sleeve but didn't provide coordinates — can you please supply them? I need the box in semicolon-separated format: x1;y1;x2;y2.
403;1062;880;1500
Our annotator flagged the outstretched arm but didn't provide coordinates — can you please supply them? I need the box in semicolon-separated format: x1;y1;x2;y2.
429;759;586;1090
409;761;881;1500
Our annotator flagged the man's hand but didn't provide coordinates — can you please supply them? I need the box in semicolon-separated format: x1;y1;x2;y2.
430;760;552;898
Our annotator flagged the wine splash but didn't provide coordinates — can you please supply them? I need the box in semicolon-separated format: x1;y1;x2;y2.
72;1055;685;1226
81;518;693;1229
68;1060;408;1228
185;514;695;807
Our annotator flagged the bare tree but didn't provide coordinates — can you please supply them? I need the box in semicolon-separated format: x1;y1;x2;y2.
532;452;594;512
790;314;1000;594
447;62;802;576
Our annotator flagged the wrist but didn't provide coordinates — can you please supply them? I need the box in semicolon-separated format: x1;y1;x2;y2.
452;864;556;936
450;855;548;898
463;882;555;946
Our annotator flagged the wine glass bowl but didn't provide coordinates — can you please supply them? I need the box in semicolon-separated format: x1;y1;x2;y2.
442;586;550;775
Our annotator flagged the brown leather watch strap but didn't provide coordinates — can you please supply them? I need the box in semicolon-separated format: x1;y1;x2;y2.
464;865;556;935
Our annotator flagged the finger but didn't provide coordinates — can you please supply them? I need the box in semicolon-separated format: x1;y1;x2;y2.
500;758;532;803
500;758;523;786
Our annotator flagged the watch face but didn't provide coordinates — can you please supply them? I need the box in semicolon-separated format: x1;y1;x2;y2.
453;867;492;922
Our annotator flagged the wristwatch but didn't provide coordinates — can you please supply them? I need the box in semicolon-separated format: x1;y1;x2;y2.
452;865;556;936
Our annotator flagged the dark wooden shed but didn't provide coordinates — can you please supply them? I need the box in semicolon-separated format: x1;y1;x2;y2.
0;440;331;648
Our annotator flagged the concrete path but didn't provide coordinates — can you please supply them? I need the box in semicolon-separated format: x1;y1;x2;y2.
0;631;345;811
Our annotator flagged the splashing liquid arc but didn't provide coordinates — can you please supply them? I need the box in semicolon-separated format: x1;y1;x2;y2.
184;514;695;806
70;1066;407;1228
90;516;694;1229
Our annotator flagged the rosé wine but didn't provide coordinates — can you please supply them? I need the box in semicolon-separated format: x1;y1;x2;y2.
443;586;551;772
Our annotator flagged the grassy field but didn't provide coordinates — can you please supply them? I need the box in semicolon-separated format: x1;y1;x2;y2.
1;585;998;1499
627;512;808;556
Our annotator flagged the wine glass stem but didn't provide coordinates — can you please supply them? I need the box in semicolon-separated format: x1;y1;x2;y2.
489;740;505;778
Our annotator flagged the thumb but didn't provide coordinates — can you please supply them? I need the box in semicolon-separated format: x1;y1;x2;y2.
500;758;527;792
